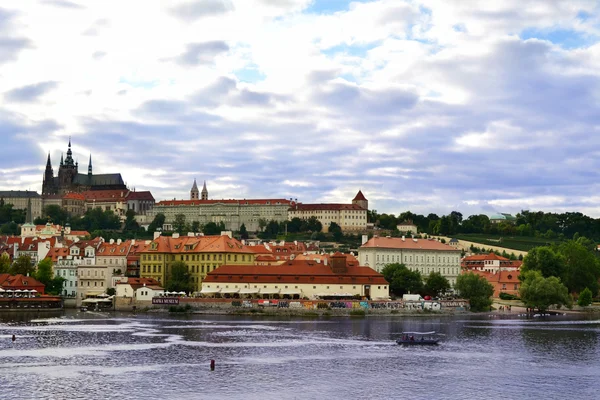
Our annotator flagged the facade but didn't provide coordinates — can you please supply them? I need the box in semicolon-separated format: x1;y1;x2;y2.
0;274;45;294
288;191;368;232
396;220;418;234
151;196;292;233
126;191;155;215
139;234;256;291
0;191;42;221
359;236;461;285
54;257;78;297
116;277;162;299
63;193;85;216
462;253;522;273
76;265;110;305
201;253;389;300
470;270;521;298
42;140;126;196
81;190;129;219
96;239;132;276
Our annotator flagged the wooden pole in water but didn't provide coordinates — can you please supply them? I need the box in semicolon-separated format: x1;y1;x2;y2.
210;359;215;371
12;335;15;342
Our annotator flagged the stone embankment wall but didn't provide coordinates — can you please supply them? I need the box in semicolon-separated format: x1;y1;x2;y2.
116;297;469;315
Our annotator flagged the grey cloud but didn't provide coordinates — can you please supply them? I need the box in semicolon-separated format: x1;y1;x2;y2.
176;41;229;66
41;0;85;9
170;0;233;23
190;76;285;108
0;37;31;64
4;81;58;102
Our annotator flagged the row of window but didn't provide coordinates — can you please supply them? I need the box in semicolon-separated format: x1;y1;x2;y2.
141;264;218;274
371;254;460;264
79;281;104;287
142;253;248;262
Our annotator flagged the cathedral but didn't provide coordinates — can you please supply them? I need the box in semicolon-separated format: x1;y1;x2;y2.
42;140;127;195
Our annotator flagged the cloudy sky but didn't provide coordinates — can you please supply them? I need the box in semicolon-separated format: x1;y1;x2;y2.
1;0;600;217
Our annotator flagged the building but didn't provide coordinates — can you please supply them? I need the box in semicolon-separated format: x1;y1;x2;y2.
396;220;418;235
358;236;461;285
246;241;318;261
462;253;522;273
0;191;42;221
470;270;521;298
0;274;46;294
63;193;85;216
139;233;256;291
150;181;292;231
81;190;129;219
115;277;162;299
288;191;368;232
201;253;389;300
42;140;127;196
489;213;517;224
126;191;155;216
96;239;132;275
77;265;110;305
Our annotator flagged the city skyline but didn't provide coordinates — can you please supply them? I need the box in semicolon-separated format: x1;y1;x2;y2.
1;1;599;217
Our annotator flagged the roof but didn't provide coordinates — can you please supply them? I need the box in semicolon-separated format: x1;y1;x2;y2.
97;240;132;256
0;191;41;198
73;173;125;187
63;193;85;201
155;199;292;206
469;270;520;284
360;236;459;252
142;235;254;255
352;190;367;201
0;274;45;290
81;190;128;202
204;260;387;285
126;191;155;201
291;203;365;211
463;252;509;262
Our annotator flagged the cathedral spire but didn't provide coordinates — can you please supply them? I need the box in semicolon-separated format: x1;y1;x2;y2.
88;154;92;176
46;152;52;168
60;153;64;166
191;179;199;200
65;138;74;166
201;180;208;200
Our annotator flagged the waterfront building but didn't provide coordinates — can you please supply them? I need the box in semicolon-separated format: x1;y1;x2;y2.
0;191;42;221
115;277;162;299
150;181;292;231
462;253;522;273
96;239;131;275
139;233;256;291
288;191;368;232
77;265;110;305
0;273;46;294
358;236;461;285
42;140;126;195
470;270;521;298
201;252;389;300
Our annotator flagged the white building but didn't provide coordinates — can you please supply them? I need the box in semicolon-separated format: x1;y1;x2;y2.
359;236;461;285
288;191;368;232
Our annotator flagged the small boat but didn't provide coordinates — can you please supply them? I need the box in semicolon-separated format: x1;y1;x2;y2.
396;331;439;346
80;306;88;312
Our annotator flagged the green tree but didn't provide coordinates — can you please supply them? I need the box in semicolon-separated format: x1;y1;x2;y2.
455;272;494;312
34;258;65;295
306;216;322;232
0;254;10;273
203;222;223;235
106;287;116;296
519;270;572;312
328;222;343;242
173;214;187;233
123;209;140;232
10;255;35;276
423;272;451;298
166;261;194;293
148;213;166;233
258;218;267;232
558;240;600;296
521;247;566;278
239;223;249;240
191;221;200;233
38;205;69;226
577;287;593;307
381;263;423;297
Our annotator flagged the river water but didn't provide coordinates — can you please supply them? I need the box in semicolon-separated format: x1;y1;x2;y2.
0;311;598;399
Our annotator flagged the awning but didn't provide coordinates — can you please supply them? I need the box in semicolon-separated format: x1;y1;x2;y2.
85;292;104;296
316;293;355;297
281;289;302;295
239;288;259;294
220;288;240;294
83;298;113;303
259;289;280;294
200;288;221;294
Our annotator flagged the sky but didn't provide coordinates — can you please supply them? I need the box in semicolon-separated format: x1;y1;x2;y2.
1;0;600;218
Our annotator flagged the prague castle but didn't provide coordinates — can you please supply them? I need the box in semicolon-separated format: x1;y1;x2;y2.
42;140;127;195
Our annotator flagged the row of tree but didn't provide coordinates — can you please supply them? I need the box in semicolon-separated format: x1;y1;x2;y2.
0;255;65;295
381;264;451;299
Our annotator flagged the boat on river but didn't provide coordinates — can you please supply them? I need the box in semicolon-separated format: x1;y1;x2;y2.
396;331;439;346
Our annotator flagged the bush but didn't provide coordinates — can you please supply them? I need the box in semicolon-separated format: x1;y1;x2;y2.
349;309;366;317
578;288;593;307
499;292;520;300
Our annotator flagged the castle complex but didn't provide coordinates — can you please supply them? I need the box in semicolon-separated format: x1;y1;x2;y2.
42;140;127;195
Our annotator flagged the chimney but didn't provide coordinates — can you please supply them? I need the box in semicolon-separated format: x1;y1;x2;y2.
110;239;115;244
117;239;122;245
361;235;368;245
402;236;405;241
131;239;136;245
187;232;194;237
413;238;418;242
323;257;328;266
153;231;161;240
294;240;297;245
172;233;180;239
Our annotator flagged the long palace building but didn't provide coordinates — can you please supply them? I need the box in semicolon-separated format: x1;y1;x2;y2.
149;180;292;232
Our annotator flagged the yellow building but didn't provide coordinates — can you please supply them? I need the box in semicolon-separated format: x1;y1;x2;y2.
139;233;255;292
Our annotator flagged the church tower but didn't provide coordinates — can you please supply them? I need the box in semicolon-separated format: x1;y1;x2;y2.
42;153;57;195
191;179;199;200
58;139;78;193
352;190;368;210
201;181;208;200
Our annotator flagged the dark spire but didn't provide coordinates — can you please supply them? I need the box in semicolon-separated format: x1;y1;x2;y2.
201;180;208;200
88;154;92;176
65;138;74;166
60;153;64;166
46;152;52;168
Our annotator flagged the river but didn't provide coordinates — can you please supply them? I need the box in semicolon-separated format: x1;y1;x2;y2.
0;311;598;399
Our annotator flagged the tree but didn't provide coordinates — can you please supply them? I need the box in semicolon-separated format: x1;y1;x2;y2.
423;272;451;298
455;272;494;312
381;263;423;297
306;216;322;232
577;287;593;307
34;258;65;295
203;222;221;236
519;270;571;312
106;288;116;296
191;221;200;233
38;205;69;226
0;254;10;273
10;255;35;276
239;223;249;240
258;218;267;232
173;214;187;234
558;240;600;296
148;213;166;233
123;209;140;232
328;222;343;242
521;247;565;278
166;261;194;293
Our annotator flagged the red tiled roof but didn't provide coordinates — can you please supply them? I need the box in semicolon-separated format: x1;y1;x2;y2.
81;190;128;202
156;199;292;206
290;203;365;211
126;191;155;201
142;235;254;255
63;193;85;201
352;190;367;201
204;260;387;285
463;252;509;262
360;237;459;251
0;274;45;294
